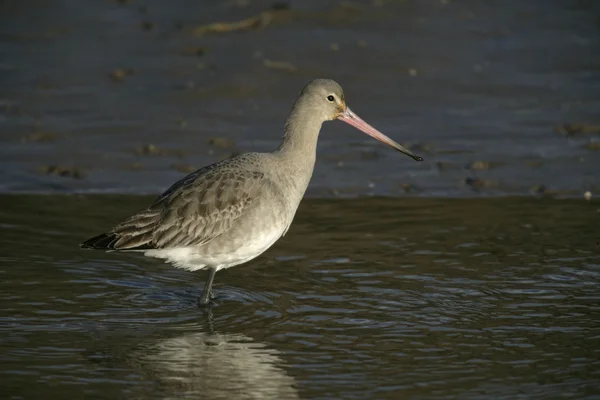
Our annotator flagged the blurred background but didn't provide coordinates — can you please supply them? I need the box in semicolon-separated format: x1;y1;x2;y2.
1;0;599;197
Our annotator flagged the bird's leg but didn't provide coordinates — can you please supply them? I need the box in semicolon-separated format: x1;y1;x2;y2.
203;308;215;333
198;267;217;306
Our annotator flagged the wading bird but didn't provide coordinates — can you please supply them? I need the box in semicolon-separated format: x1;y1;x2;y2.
80;79;423;305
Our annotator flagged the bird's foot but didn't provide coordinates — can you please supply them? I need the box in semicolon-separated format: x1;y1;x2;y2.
197;298;214;308
197;290;216;308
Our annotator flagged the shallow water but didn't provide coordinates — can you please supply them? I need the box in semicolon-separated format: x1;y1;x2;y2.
1;194;599;399
1;0;599;196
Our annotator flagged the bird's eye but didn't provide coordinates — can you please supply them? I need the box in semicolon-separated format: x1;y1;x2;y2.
327;95;335;102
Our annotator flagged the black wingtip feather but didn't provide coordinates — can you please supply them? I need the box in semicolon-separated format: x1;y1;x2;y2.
80;233;155;250
80;233;118;250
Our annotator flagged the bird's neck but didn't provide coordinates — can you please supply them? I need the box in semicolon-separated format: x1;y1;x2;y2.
277;105;322;162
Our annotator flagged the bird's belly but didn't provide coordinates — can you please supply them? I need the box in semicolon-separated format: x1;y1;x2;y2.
144;225;286;272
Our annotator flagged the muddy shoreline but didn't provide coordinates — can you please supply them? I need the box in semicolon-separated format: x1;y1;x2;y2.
1;0;599;197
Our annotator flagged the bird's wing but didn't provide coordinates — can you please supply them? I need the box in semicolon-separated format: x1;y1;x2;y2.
81;160;266;250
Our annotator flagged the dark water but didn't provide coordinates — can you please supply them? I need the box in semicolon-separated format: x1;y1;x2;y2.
1;0;600;196
1;195;599;399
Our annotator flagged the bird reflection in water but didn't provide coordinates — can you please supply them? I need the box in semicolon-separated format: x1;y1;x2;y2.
129;328;299;400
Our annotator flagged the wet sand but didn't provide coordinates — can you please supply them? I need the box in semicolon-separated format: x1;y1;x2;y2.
1;0;599;196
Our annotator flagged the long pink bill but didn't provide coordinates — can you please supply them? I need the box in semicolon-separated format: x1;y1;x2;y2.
337;107;423;162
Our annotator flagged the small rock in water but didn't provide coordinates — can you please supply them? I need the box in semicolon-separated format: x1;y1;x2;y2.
466;160;489;170
208;137;236;149
171;163;196;173
399;183;420;193
123;162;143;171
530;184;555;197
141;21;155;31
135;144;161;156
585;140;600;151
177;118;188;128
134;144;185;158
22;131;61;143
435;161;457;170
466;160;506;170
464;177;497;189
555;123;600;136
191;6;290;36
270;2;291;11
329;2;362;23
182;46;206;57
526;160;544;168
38;165;86;179
263;59;297;72
109;68;134;82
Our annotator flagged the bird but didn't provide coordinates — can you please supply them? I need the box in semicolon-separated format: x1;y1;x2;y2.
80;79;423;306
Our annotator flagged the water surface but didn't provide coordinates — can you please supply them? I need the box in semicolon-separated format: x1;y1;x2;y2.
1;195;599;399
